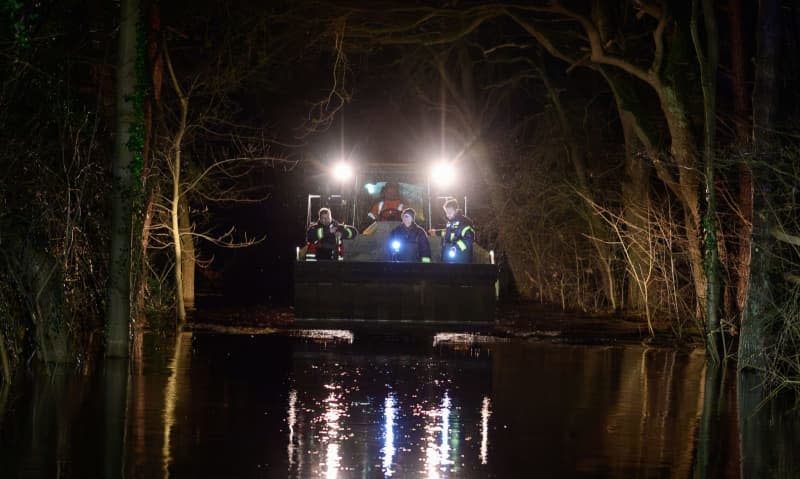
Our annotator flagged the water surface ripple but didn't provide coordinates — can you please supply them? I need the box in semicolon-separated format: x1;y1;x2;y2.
1;329;798;478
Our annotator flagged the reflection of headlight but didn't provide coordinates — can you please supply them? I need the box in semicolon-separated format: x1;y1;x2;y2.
391;240;401;252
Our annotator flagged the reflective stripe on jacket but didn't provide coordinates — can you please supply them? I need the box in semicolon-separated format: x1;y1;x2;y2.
305;220;357;260
442;213;474;263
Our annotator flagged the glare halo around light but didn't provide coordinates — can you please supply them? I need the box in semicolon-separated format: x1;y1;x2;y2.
430;161;456;188
332;161;353;182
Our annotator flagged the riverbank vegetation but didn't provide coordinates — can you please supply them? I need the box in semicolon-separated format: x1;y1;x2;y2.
1;1;799;401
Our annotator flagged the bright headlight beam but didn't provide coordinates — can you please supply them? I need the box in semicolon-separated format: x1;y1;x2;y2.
430;161;456;188
332;161;353;182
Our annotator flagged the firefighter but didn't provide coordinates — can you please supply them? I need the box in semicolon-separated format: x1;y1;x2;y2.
388;208;432;263
368;182;405;222
431;198;474;263
305;207;357;261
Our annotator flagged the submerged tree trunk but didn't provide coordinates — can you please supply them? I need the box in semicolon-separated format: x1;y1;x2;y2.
103;358;129;478
106;0;139;357
651;82;706;320
600;68;657;315
164;42;188;323
170;136;186;324
619;113;653;312
741;0;780;371
728;0;754;329
135;187;155;318
134;0;162;321
693;362;724;478
691;0;722;360
179;202;195;311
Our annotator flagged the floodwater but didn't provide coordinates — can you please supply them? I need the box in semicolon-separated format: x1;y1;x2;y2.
1;329;798;478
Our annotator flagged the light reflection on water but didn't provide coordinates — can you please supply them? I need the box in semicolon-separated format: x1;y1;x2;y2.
2;329;800;478
291;385;474;478
286;329;354;344
322;384;344;478
161;331;190;479
287;389;298;469
480;397;490;465
424;393;455;478
382;394;396;476
283;335;490;477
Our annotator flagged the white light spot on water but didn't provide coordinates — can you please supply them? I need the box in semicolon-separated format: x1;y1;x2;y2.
288;329;354;344
480;396;491;465
382;394;397;476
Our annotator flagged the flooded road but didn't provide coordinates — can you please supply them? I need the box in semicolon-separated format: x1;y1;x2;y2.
1;329;798;478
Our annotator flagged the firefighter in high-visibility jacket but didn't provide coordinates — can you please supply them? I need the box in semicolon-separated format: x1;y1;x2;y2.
305;207;357;261
432;198;475;263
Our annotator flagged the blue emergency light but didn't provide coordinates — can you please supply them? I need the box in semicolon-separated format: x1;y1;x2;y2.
391;240;401;252
448;247;456;259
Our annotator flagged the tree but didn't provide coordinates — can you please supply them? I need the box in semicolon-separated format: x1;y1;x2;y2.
142;3;337;322
690;0;722;359
1;0;114;369
740;0;780;371
339;2;756;344
106;0;141;357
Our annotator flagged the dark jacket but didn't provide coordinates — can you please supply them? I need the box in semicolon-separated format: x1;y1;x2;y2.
439;212;475;263
306;220;357;260
389;222;432;263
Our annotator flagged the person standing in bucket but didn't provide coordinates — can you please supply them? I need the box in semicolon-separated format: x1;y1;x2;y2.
305;207;357;261
431;198;474;263
388;208;432;263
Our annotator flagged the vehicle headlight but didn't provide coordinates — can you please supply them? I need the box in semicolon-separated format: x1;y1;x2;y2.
431;161;456;188
332;161;353;182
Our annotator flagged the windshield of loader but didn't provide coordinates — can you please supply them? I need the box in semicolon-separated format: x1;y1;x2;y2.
357;181;426;227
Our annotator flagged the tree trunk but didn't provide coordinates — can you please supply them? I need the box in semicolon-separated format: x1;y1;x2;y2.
134;0;162;320
619;112;652;312
693;362;723;478
106;0;139;358
737;370;767;478
728;0;750;142
653;84;706;319
598;68;659;316
103;358;129;478
729;0;754;321
135;186;155;318
179;202;195;311
171;143;186;323
740;0;780;371
0;332;10;385
736;167;753;316
164;42;188;324
691;0;722;360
